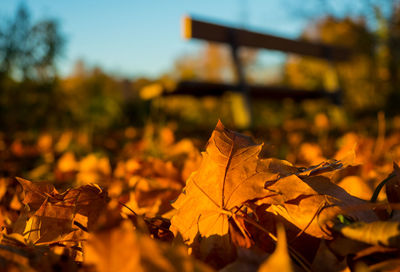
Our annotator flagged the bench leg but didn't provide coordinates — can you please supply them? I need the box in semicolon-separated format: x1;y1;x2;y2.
229;92;252;129
229;33;253;129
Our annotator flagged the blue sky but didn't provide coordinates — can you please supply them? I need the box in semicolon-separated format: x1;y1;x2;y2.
0;0;373;78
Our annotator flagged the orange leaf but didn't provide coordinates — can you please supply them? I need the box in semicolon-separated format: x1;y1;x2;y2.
171;121;272;244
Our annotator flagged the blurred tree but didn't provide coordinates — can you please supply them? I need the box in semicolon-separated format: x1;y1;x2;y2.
382;3;400;111
0;4;65;132
60;61;125;131
284;0;400;114
284;16;381;111
0;3;64;81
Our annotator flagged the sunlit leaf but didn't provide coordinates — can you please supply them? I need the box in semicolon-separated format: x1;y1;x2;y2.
258;224;293;272
171;121;274;266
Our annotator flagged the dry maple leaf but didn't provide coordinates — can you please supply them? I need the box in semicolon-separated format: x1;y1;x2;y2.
16;177;60;212
14;178;108;244
170;121;273;249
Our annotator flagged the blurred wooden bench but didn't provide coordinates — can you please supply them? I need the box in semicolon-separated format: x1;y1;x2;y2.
162;16;352;127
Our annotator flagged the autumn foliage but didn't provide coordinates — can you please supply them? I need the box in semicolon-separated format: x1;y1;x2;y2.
1;120;400;271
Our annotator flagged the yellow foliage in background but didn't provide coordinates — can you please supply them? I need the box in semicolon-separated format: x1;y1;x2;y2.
284;16;391;111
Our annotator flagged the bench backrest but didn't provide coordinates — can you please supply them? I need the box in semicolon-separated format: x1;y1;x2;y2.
182;16;351;62
171;16;352;128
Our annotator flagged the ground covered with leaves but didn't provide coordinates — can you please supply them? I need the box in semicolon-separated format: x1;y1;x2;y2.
1;120;400;271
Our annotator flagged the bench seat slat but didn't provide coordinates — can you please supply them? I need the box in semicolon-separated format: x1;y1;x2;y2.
163;81;339;102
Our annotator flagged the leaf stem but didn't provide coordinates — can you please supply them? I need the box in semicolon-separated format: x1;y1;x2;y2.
370;173;395;203
118;201;138;216
35;238;87;246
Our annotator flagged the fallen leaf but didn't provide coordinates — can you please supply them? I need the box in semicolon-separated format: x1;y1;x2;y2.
333;221;400;248
15;178;108;244
84;220;213;272
260;167;377;238
311;240;348;272
16;177;59;212
0;232;78;272
368;259;400;272
258;224;293;272
84;220;142;272
338;176;373;200
76;154;111;186
171;121;273;265
298;142;325;165
57;152;78;173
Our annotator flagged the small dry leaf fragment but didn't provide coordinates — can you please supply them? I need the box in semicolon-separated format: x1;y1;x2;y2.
262;158;298;177
347;245;400;271
368;259;400;272
258;224;293;272
297;159;344;178
333;221;400;248
338;176;373;200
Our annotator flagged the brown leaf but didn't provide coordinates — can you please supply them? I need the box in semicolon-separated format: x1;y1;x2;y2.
348;244;400;270
0;232;78;271
15;178;108;244
63;184;108;230
229;216;253;249
311;240;348;272
386;162;400;203
16;177;59;211
23;198;76;244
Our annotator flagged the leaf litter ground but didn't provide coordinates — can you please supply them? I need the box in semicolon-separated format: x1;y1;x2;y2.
1;121;400;271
